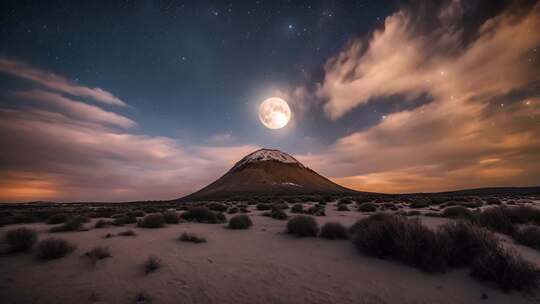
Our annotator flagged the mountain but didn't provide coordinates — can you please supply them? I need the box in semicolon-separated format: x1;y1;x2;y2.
180;148;356;201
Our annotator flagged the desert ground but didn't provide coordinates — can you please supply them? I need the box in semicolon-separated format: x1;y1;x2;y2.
1;196;540;304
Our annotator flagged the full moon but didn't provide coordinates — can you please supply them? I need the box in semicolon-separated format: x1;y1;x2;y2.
258;97;291;129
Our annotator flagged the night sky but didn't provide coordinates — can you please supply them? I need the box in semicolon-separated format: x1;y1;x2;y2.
1;0;539;202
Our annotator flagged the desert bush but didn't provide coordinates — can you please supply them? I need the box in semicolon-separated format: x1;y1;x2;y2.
513;226;540;250
338;197;354;205
320;222;347;240
132;210;146;217
458;200;483;208
349;213;391;235
351;214;447;272
179;232;207;243
5;227;37;252
118;230;136;236
305;205;326;216
239;207;249;213
137;214;165;228
143;207;159;213
409;200;429;209
474;207;515;234
441;206;473;219
49;216;85;232
337;204;350;211
162;210;180;224
485;197;502;205
256;203;272;211
181;207;224;224
227;207;239;214
438;221;499;267
84;246;111;265
291;203;303;213
94;219;112;228
357;203;377;212
505;206;540;225
270;209;288;220
208;202;228;212
286;216;319;237
273;202;289;210
144;255;162;274
471;247;539;291
133;292;152;304
228;214;253;229
113;213;137;226
35;238;75;260
46;213;68;224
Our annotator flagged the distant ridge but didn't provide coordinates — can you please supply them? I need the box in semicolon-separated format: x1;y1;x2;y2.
425;186;540;196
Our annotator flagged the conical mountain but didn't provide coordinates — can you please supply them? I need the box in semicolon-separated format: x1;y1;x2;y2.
180;148;356;201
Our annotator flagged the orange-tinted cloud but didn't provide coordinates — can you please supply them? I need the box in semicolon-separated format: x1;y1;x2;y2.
298;2;540;193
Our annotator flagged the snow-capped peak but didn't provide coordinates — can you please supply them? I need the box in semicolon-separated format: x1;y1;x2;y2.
231;148;303;170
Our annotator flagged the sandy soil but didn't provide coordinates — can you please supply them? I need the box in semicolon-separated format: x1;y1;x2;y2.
1;206;540;304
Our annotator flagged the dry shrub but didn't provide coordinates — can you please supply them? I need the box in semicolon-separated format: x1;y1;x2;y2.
94;219;112;228
439;221;498;267
351;213;446;272
357;203;377;212
46;214;68;224
337;204;350;211
181;207;224;224
49;216;86;232
84;246;111;265
474;207;515;234
144;255;162;274
228;214;252;229
513;226;540;250
35;238;75;260
179;232;206;243
286;216;319;237
320;222;347;240
291;204;304;213
256;203;272;211
118;230;136;236
162;210;180;224
471;248;539;292
441;206;473;219
137;214;165;228
5;227;37;252
270;209;288;220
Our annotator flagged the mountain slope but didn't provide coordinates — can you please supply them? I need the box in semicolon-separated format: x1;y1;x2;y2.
180;148;356;201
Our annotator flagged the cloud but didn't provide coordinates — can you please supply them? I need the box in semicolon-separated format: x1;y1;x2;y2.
0;57;126;106
0;106;258;202
207;132;235;144
11;90;136;128
0;58;259;202
298;1;540;193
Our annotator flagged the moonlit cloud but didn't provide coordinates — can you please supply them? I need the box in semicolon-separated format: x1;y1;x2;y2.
208;132;235;144
0;58;258;202
0;57;126;106
0;105;258;202
299;1;540;193
11;90;136;128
